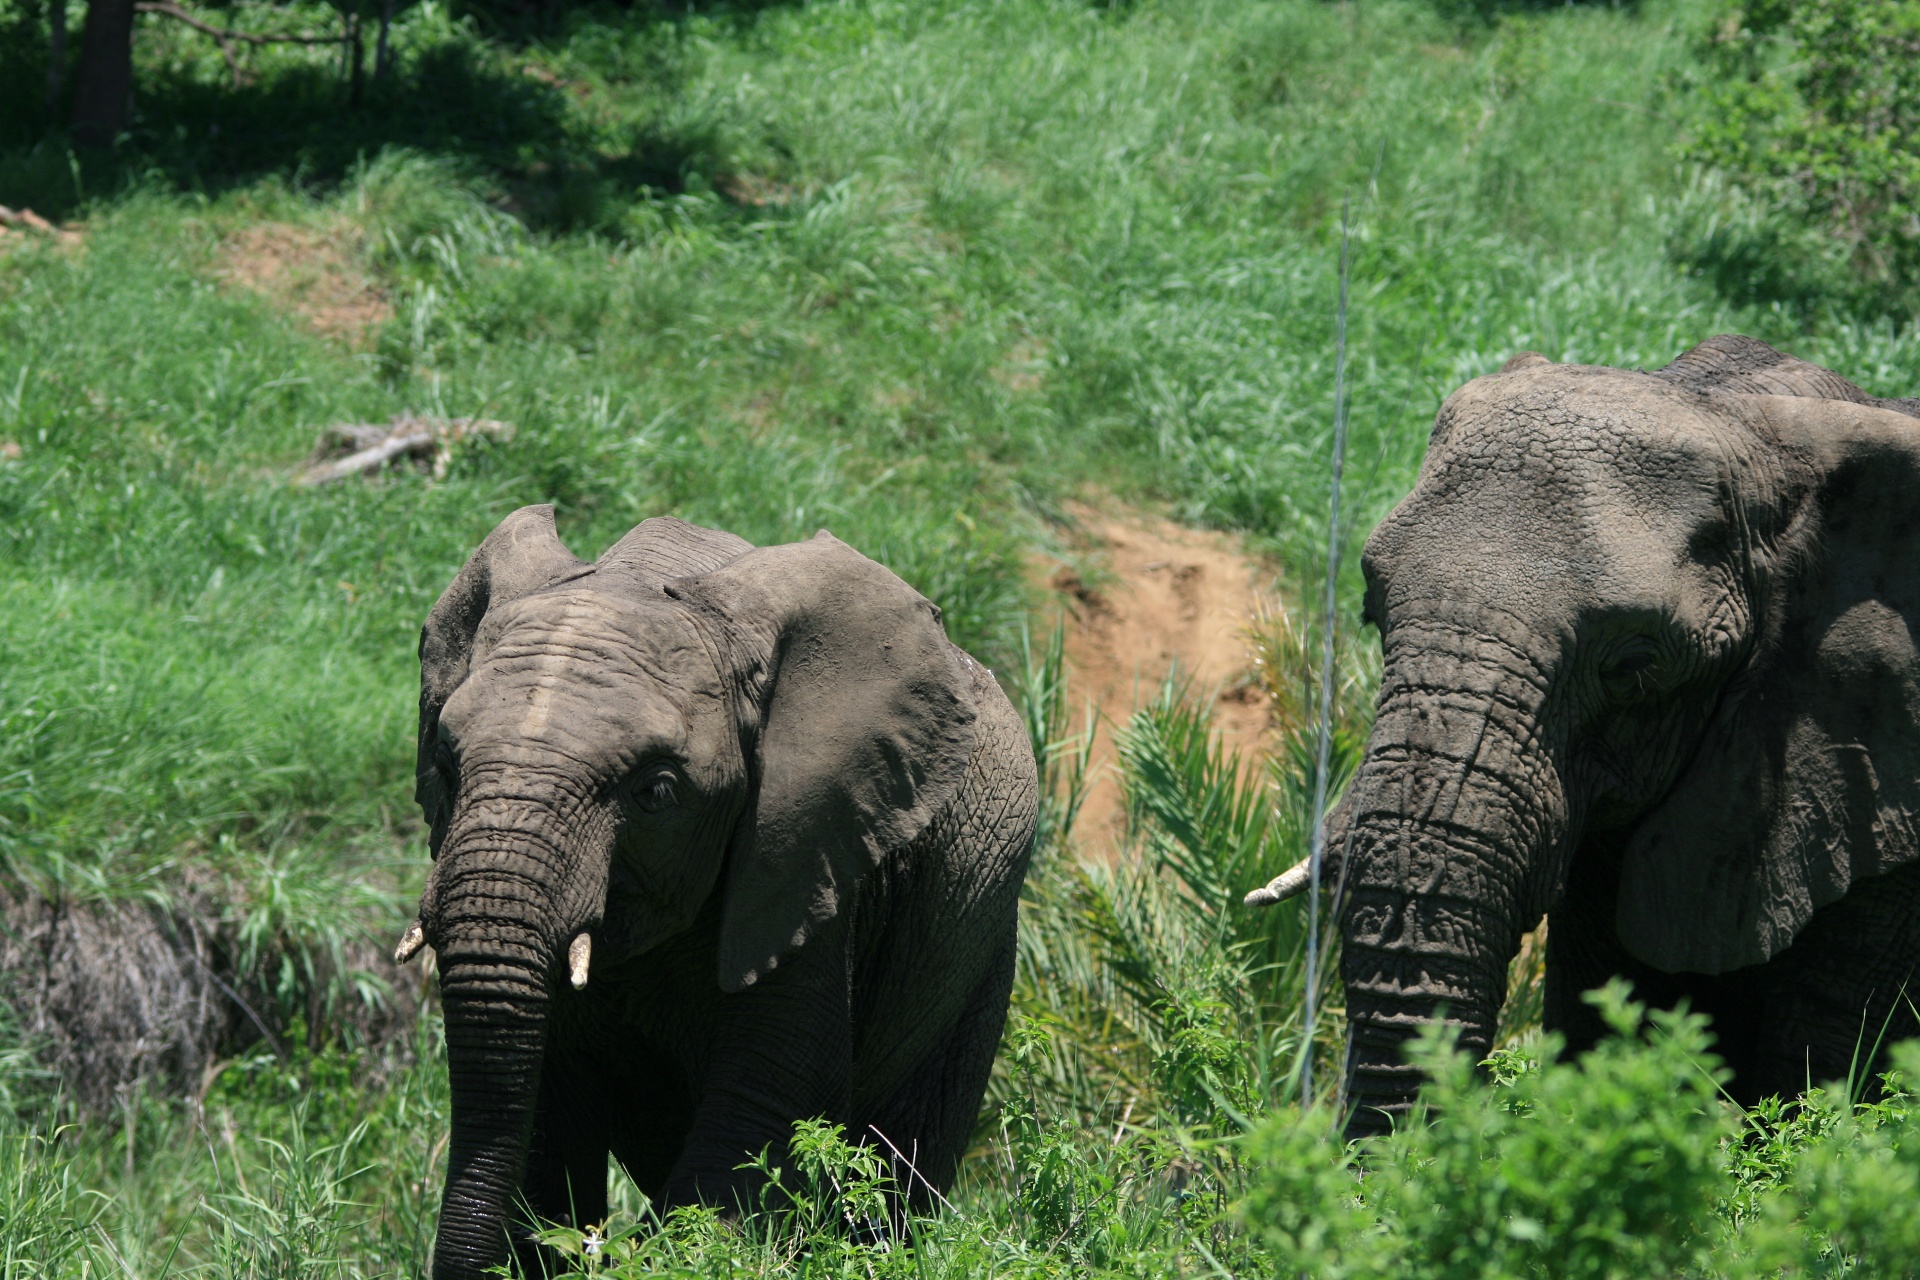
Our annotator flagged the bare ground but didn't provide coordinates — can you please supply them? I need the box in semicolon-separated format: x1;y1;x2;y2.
214;222;390;346
1033;502;1279;857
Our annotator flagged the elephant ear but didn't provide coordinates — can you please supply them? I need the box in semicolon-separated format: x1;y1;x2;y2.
1616;395;1920;973
416;505;591;854
664;532;979;992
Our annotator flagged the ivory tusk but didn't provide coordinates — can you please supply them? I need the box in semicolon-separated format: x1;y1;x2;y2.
1243;859;1313;907
569;932;592;990
394;918;427;965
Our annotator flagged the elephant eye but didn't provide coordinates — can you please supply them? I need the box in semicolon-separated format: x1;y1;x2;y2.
1600;640;1659;692
632;765;680;814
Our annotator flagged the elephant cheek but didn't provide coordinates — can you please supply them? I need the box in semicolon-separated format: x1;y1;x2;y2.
604;812;735;956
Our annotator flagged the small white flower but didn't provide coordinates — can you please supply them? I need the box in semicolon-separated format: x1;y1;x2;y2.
582;1228;604;1257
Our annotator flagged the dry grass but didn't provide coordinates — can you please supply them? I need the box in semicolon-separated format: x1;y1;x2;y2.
0;884;422;1115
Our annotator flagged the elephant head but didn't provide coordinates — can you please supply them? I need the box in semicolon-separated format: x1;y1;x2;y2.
1250;336;1920;1136
402;507;979;1278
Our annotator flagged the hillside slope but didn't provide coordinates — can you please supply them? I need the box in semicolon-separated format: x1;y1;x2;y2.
3;0;1920;1269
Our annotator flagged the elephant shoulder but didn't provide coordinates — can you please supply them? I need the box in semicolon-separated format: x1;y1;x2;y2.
884;653;1036;882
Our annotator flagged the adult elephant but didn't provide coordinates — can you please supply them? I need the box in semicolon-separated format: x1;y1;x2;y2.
1250;336;1920;1137
396;508;1038;1278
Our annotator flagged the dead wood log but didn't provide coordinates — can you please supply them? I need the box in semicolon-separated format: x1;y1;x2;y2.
0;207;55;234
295;414;513;487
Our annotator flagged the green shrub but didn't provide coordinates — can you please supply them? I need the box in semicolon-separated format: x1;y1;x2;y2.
1682;0;1920;313
1743;1042;1920;1278
1240;982;1736;1280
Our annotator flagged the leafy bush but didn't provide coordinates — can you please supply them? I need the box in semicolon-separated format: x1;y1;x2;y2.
1739;1044;1920;1278
1242;982;1735;1280
1682;0;1920;313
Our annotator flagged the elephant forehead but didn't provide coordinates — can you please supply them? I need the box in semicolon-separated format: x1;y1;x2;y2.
1372;371;1737;615
1426;372;1730;510
449;592;727;761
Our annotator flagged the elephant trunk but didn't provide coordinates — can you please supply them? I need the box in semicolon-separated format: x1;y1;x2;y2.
435;938;550;1279
427;794;610;1280
1337;617;1566;1139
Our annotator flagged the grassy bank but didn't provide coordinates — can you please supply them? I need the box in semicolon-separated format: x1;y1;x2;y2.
4;0;1920;1270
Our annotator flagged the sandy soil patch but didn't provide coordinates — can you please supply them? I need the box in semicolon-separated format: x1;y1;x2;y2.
214;222;389;346
0;206;83;254
1034;502;1278;857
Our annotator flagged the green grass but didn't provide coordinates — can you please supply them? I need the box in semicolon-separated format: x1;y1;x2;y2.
5;0;1920;1270
9;0;1920;905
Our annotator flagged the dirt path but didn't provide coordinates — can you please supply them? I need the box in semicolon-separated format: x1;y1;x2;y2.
1033;503;1279;857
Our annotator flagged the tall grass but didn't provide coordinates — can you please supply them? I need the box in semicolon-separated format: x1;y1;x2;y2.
1006;605;1371;1136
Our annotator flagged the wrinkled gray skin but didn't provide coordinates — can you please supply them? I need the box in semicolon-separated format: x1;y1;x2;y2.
1330;336;1920;1138
409;509;1037;1279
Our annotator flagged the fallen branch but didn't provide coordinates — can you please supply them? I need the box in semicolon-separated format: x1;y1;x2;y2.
0;206;54;234
134;1;347;44
296;415;514;487
135;1;350;86
0;206;83;250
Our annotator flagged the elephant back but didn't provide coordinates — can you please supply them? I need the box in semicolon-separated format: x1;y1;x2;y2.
1653;334;1920;420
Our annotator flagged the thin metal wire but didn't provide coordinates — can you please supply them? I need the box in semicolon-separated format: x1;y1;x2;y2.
1300;195;1353;1105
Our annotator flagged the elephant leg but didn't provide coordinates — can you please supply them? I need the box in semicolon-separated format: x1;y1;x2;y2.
1542;849;1651;1056
513;1057;611;1276
1545;886;1766;1091
604;1049;698;1210
857;924;1015;1214
1545;847;1767;1086
659;947;854;1213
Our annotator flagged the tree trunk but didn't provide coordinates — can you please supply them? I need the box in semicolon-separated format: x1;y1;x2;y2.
346;9;363;108
375;0;394;80
46;0;69;122
69;0;137;146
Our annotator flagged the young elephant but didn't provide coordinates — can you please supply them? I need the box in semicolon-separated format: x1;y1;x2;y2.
399;508;1037;1279
1250;336;1920;1136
